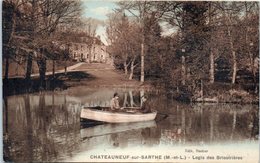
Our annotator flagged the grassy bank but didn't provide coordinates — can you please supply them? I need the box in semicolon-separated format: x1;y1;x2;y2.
165;82;259;104
3;71;95;96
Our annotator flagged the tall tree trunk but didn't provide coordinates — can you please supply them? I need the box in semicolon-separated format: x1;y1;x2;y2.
253;57;258;93
129;65;134;80
244;3;256;87
37;58;46;89
246;30;256;85
4;6;16;81
4;57;9;81
64;60;67;75
14;65;18;76
181;55;186;85
231;47;237;84
209;2;215;84
124;61;128;76
200;79;204;98
209;50;215;83
52;60;55;79
140;41;145;83
129;57;136;80
140;89;144;107
187;67;191;80
226;14;237;84
25;53;32;81
3;58;9;96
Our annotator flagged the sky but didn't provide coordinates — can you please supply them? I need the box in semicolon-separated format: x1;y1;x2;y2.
82;0;118;45
82;0;175;45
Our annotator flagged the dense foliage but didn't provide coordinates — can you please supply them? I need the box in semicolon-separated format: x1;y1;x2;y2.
107;1;259;100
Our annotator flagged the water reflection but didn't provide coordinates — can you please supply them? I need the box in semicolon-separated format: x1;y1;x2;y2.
161;128;184;144
3;93;82;162
81;121;156;139
3;88;259;162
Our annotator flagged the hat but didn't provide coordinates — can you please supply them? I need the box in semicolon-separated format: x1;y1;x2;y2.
114;92;119;97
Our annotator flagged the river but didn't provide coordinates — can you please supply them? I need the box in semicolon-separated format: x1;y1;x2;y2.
3;87;259;162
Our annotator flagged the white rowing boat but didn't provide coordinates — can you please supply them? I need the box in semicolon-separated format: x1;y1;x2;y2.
80;107;157;123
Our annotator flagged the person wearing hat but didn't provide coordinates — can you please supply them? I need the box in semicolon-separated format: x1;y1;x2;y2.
110;93;120;110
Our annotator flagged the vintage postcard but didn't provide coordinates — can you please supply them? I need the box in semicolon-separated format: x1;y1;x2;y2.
2;0;259;162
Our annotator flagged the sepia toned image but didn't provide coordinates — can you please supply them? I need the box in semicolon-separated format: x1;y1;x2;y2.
2;0;259;162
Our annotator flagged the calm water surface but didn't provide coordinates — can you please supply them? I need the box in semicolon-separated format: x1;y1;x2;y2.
3;87;259;162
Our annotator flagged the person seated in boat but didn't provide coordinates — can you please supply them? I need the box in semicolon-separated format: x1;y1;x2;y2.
110;93;120;110
141;95;151;113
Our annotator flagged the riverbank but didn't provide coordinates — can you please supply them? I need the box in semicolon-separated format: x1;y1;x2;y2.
3;63;150;96
197;82;258;104
3;63;259;105
166;82;259;104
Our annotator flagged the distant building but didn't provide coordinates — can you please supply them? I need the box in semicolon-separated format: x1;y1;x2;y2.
68;37;112;64
57;25;113;64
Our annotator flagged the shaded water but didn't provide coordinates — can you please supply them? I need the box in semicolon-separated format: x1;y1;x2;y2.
3;87;259;162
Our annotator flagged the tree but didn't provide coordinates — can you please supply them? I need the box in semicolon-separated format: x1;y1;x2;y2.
161;2;209;90
33;0;82;88
107;11;141;79
144;17;162;79
3;0;22;81
127;21;141;80
207;2;216;83
117;1;167;83
221;2;240;84
3;0;82;89
242;2;259;87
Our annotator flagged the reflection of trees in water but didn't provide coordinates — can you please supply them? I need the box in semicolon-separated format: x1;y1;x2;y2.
82;89;155;108
121;90;141;107
141;127;161;146
106;126;160;148
159;103;258;144
108;130;139;148
110;133;119;147
129;90;136;106
4;93;82;162
250;108;259;139
4;89;258;161
161;128;184;145
24;94;33;161
119;89;163;109
3;98;8;134
123;92;129;107
3;97;10;161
